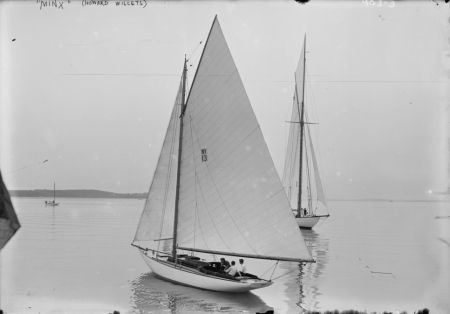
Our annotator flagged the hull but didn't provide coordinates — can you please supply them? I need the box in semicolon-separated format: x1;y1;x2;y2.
293;210;329;229
296;216;321;229
140;252;272;293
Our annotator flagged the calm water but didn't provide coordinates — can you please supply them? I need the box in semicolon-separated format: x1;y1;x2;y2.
1;197;449;313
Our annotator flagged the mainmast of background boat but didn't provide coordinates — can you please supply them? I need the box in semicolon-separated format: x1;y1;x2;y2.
172;55;187;261
296;35;307;217
53;182;56;203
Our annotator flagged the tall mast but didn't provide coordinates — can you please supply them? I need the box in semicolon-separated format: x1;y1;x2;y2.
297;35;306;216
172;56;188;259
53;182;56;202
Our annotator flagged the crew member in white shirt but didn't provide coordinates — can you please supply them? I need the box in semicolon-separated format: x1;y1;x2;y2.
226;260;239;277
237;259;247;274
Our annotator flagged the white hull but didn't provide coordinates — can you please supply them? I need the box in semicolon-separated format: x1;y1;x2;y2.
296;216;320;229
296;215;330;229
140;252;272;293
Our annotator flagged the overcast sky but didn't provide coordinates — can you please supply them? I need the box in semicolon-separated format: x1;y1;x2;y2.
0;0;449;199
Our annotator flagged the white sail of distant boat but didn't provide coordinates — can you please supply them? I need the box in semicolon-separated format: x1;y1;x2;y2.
44;182;59;206
132;16;314;293
282;36;330;229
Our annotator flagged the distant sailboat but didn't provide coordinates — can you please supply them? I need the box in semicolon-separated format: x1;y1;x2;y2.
282;36;330;229
44;182;59;206
132;16;314;293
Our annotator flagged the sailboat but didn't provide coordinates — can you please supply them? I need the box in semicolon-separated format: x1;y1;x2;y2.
282;36;330;229
44;182;59;206
132;16;314;293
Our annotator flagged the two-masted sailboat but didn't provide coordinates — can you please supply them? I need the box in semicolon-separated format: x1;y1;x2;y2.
132;16;314;293
282;36;330;229
44;182;59;207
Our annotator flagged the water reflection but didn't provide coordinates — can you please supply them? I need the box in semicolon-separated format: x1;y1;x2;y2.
130;272;273;313
279;229;330;313
298;229;330;312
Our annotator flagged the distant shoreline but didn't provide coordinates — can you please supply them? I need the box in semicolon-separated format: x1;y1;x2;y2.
9;190;448;202
9;189;146;199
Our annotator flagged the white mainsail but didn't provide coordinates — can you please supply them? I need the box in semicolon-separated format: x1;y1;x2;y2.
175;18;313;262
282;37;329;217
133;78;183;254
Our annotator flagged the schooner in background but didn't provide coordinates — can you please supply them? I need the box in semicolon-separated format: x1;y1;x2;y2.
132;16;314;293
282;36;330;229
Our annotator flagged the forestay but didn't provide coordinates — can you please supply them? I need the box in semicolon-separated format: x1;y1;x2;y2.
176;17;313;262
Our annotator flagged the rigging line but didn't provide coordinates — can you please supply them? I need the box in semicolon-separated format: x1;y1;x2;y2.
288;114;300;207
306;123;320;212
282;97;297;182
306;130;313;213
193;175;212;253
186;41;203;63
260;261;279;278
188;116;199;252
176;118;212;254
284;99;299;195
188;118;259;255
284;104;294;194
303;118;313;211
156;96;180;251
4;159;49;176
133;109;172;243
305;109;327;211
135;73;183;245
290;97;301;180
194;175;227;252
305;65;321;158
187;118;219;256
133;80;181;245
162;79;183;223
192;162;231;252
271;266;300;281
161;98;181;249
269;260;280;281
186;116;231;253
